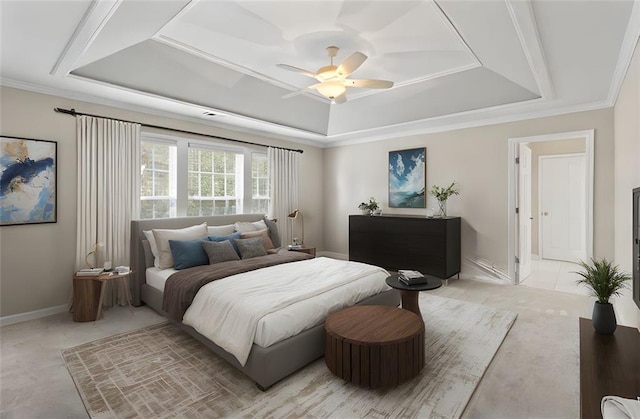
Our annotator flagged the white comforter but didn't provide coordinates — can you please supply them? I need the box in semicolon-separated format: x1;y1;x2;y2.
182;257;390;366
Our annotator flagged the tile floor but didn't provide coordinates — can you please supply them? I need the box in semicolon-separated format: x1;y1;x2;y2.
519;257;591;296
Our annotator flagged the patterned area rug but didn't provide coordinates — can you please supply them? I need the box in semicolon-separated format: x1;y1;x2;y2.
62;294;517;418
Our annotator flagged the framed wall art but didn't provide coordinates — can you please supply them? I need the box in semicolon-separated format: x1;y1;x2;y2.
1;136;57;226
388;147;426;208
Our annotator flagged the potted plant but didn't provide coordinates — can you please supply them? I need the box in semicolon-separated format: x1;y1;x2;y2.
574;257;630;334
430;182;459;217
358;197;379;216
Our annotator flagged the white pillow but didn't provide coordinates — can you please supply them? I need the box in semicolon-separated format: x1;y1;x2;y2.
152;223;208;269
142;230;160;268
207;224;235;236
234;220;268;233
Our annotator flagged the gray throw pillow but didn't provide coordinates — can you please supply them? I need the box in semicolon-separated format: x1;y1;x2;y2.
235;237;267;259
201;240;240;265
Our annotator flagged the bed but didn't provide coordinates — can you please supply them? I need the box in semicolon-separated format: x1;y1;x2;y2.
130;214;400;390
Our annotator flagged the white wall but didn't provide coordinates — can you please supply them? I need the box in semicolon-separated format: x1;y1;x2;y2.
0;86;324;318
613;39;640;329
324;108;615;285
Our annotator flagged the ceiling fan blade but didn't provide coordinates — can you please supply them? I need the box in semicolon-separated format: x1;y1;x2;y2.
333;92;347;104
276;64;317;78
282;83;323;99
336;52;367;77
346;79;394;89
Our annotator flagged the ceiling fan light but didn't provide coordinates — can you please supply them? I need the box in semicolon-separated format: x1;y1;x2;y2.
316;81;346;99
316;65;337;81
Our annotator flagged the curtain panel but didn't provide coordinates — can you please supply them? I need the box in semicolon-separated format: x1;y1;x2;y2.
267;147;299;246
76;116;141;307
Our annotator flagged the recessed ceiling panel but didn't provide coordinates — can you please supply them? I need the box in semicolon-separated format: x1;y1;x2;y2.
532;0;634;102
327;67;540;135
157;0;479;94
72;40;330;135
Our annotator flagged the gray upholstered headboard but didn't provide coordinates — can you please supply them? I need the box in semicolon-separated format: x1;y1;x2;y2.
129;214;278;306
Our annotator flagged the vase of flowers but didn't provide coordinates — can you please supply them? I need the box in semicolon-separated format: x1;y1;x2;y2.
430;182;459;217
358;197;379;216
574;257;630;334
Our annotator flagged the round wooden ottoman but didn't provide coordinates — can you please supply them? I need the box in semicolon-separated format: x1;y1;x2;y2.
324;305;424;388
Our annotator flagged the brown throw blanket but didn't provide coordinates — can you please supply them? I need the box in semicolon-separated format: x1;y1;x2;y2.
163;251;313;321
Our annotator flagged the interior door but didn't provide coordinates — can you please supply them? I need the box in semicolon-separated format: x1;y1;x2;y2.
540;154;586;262
518;144;532;281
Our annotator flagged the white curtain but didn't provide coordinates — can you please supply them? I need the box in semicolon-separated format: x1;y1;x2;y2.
76;116;141;306
267;147;299;245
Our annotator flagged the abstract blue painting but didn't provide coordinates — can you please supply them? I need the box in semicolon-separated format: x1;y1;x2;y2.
1;136;57;225
389;147;426;208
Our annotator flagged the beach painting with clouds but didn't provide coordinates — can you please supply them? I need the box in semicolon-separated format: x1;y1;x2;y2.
0;136;57;225
389;147;426;208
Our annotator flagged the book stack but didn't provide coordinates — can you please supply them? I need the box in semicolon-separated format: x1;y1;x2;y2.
76;268;104;277
398;269;428;285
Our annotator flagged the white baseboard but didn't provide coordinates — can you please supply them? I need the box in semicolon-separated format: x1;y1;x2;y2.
318;251;348;260
0;304;68;327
462;257;511;284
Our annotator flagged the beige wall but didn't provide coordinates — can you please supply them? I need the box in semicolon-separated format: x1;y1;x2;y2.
528;138;586;255
0;86;324;317
323;109;615;280
613;39;640;329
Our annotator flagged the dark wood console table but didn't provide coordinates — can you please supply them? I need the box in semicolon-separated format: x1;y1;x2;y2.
349;215;461;280
579;317;640;418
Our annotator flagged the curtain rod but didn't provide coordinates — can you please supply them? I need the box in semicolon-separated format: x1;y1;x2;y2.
53;107;304;154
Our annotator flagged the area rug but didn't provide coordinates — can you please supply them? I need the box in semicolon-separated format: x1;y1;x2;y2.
62;294;517;418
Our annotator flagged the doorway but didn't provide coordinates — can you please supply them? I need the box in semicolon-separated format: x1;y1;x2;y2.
508;130;594;289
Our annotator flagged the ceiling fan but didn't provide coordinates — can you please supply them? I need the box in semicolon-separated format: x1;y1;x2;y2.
277;46;394;104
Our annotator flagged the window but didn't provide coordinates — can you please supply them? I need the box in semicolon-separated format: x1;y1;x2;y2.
188;147;242;216
252;153;269;214
140;134;268;218
140;141;176;219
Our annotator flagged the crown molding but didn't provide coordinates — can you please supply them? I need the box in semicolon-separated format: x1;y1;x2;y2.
1;76;614;150
50;0;123;76
0;77;325;148
322;99;611;148
607;0;640;106
505;0;554;99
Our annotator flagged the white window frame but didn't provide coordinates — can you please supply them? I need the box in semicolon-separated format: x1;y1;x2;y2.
139;138;177;219
251;152;270;215
140;131;268;217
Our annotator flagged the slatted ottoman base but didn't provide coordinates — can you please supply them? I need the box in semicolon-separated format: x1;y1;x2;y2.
324;305;424;388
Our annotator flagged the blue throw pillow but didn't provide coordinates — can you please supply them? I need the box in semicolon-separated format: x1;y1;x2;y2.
208;232;242;254
169;238;210;270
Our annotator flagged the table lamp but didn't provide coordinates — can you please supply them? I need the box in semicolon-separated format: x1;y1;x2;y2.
287;209;304;245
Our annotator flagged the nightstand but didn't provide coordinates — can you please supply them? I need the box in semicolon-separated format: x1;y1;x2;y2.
95;271;134;321
72;271;134;322
288;245;316;257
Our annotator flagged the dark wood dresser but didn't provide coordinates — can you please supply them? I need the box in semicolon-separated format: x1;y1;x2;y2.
349;215;461;279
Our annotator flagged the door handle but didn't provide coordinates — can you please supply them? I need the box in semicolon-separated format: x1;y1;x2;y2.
542;212;549;216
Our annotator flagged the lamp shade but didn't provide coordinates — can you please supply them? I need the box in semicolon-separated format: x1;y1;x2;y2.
287;209;304;245
288;209;300;219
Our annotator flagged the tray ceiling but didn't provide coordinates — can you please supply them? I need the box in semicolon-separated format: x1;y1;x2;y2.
1;0;638;146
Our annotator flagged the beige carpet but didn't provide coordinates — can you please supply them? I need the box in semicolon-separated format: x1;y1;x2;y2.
62;294;517;418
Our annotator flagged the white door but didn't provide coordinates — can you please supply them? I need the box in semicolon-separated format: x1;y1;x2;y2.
540;154;586;262
518;144;532;281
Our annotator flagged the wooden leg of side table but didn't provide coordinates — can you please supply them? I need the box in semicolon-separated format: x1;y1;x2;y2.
95;280;107;322
121;277;134;315
400;290;421;317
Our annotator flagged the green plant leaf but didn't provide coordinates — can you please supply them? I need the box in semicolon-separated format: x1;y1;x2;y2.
573;257;630;303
